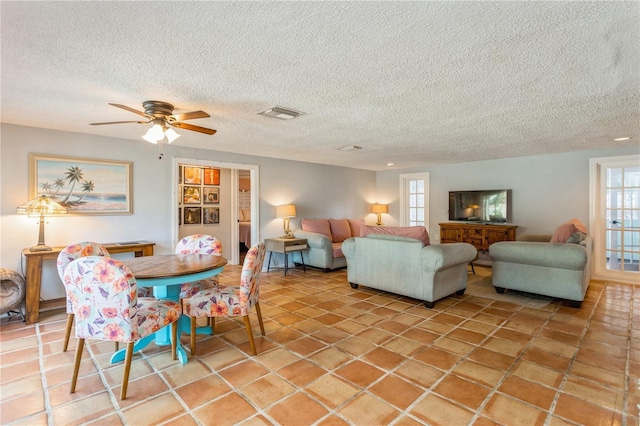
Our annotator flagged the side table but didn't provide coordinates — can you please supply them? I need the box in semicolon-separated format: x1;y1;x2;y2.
264;238;308;276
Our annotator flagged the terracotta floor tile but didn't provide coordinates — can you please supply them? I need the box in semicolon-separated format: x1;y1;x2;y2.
240;373;296;408
482;393;547;426
410;393;475;425
267;392;329;425
305;374;360;409
174;374;232;409
338;392;401;425
218;359;270;388
334;360;385;388
0;391;45;424
498;375;557;410
369;374;424;409
278;359;327;387
553;393;622;425
1;267;635;425
194;392;259;425
433;374;490;410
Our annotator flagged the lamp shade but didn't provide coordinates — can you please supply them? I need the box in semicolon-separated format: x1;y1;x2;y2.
17;195;68;217
276;204;296;218
371;204;388;214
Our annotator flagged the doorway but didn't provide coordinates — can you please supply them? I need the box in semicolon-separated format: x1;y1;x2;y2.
174;158;259;265
590;155;640;284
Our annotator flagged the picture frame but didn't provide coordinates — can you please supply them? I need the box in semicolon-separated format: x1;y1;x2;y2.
203;207;220;224
183;186;201;204
29;153;132;215
184;207;202;225
202;187;219;204
184;166;201;184
203;167;220;185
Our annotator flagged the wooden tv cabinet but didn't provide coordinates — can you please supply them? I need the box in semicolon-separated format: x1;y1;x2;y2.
439;222;517;251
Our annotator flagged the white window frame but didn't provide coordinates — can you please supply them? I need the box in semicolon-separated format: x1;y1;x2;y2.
399;172;429;230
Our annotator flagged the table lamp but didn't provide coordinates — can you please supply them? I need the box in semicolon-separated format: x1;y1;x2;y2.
276;204;296;239
371;204;388;226
17;195;68;251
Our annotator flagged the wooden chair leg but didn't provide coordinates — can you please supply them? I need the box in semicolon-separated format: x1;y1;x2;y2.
63;313;74;352
114;342;119;351
255;302;265;336
209;317;215;333
69;338;84;393
171;322;178;361
243;315;257;356
190;317;197;356
120;342;134;400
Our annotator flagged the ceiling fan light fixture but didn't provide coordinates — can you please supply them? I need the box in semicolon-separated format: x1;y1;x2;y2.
165;128;181;143
142;127;160;144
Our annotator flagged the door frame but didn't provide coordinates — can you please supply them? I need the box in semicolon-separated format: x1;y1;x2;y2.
589;154;640;284
399;172;430;229
173;157;259;265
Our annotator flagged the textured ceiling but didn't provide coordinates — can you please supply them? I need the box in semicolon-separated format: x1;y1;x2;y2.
1;1;638;171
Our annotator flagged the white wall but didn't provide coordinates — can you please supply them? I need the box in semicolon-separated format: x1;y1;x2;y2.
1;124;376;298
376;146;640;240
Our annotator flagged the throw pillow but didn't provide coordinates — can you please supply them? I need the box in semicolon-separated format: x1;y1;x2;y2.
238;210;245;222
348;219;364;238
566;231;587;244
550;218;588;243
360;225;431;246
329;219;352;243
302;219;333;240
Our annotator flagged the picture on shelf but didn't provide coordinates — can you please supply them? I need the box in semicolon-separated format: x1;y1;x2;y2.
183;186;201;204
203;207;220;224
203;187;219;204
184;207;201;225
203;167;220;185
184;166;201;184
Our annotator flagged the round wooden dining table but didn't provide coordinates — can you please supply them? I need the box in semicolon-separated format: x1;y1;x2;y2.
109;254;227;365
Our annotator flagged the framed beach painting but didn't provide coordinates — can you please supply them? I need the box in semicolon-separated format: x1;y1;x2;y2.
29;154;132;215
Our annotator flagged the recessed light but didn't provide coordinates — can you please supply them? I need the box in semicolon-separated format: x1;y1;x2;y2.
614;137;631;141
338;146;362;151
386;162;395;166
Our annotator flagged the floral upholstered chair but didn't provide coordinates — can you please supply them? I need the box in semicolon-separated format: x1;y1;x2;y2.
182;242;266;356
57;242;111;352
64;256;181;400
175;234;223;299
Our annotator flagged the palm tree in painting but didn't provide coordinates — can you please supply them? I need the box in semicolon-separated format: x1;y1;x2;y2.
73;180;95;204
52;178;66;197
40;182;53;196
62;166;84;203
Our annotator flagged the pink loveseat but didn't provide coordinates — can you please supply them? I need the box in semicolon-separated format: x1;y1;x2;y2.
292;219;364;271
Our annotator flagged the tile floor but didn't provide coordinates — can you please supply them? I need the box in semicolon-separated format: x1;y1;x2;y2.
1;266;638;425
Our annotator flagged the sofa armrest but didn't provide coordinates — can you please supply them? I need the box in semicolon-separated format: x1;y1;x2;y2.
421;243;477;271
489;241;587;270
293;230;332;250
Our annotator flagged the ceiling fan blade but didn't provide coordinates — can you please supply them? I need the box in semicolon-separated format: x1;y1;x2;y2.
168;110;210;121
172;122;217;135
108;103;150;118
90;120;149;125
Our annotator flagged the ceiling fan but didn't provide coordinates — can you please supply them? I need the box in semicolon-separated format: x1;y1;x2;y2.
90;100;217;138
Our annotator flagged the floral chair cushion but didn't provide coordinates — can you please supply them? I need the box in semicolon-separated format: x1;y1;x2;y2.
57;242;111;313
64;256;181;343
175;234;223;299
184;242;265;318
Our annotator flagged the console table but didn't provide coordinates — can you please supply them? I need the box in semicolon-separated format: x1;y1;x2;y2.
22;241;155;324
439;223;517;251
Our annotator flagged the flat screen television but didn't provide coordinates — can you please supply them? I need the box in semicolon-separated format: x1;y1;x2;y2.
448;189;511;223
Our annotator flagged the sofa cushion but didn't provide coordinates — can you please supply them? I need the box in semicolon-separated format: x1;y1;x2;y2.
302;219;333;240
566;231;587;244
348;219;364;238
329;219;352;243
550;218;588;243
332;242;344;258
360;225;430;246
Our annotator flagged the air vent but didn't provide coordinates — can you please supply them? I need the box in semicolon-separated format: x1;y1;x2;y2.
258;106;304;120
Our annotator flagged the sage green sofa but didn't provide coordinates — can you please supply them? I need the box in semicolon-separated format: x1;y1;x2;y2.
342;234;477;308
489;234;593;308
